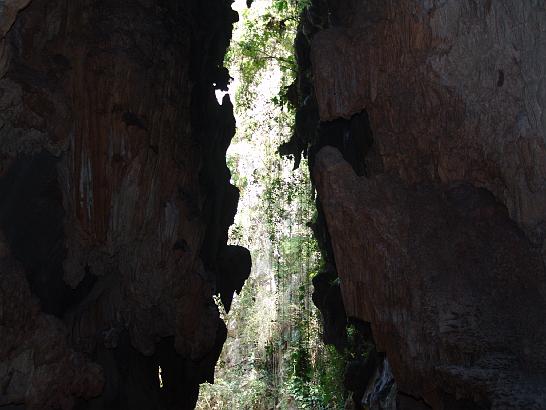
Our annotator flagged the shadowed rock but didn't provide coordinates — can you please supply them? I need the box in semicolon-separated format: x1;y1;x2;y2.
0;0;249;408
314;146;546;408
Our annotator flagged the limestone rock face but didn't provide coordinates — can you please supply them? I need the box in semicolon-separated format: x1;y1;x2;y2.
298;0;546;408
0;1;249;409
312;0;546;238
315;147;546;408
0;257;104;410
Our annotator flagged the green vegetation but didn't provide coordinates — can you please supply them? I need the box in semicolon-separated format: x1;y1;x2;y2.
226;0;307;113
196;0;346;408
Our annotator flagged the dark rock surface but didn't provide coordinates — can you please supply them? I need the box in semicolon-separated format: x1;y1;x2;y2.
290;0;546;408
315;147;546;408
0;0;250;409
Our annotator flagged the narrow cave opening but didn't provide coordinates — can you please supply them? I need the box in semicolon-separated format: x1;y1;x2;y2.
196;0;376;408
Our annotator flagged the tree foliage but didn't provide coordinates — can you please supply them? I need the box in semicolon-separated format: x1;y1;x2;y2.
197;0;346;408
226;0;308;113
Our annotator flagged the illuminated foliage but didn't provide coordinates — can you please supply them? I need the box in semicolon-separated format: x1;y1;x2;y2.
197;1;345;408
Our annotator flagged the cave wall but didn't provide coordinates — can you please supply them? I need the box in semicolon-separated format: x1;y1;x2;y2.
0;1;250;409
293;0;546;408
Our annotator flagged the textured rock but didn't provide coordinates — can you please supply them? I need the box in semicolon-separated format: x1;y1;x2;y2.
0;0;30;80
0;0;249;409
311;0;546;241
0;0;31;33
0;256;104;410
294;0;546;407
311;265;347;349
314;147;546;408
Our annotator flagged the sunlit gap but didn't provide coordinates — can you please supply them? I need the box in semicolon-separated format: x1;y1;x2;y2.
197;0;346;408
158;366;164;389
